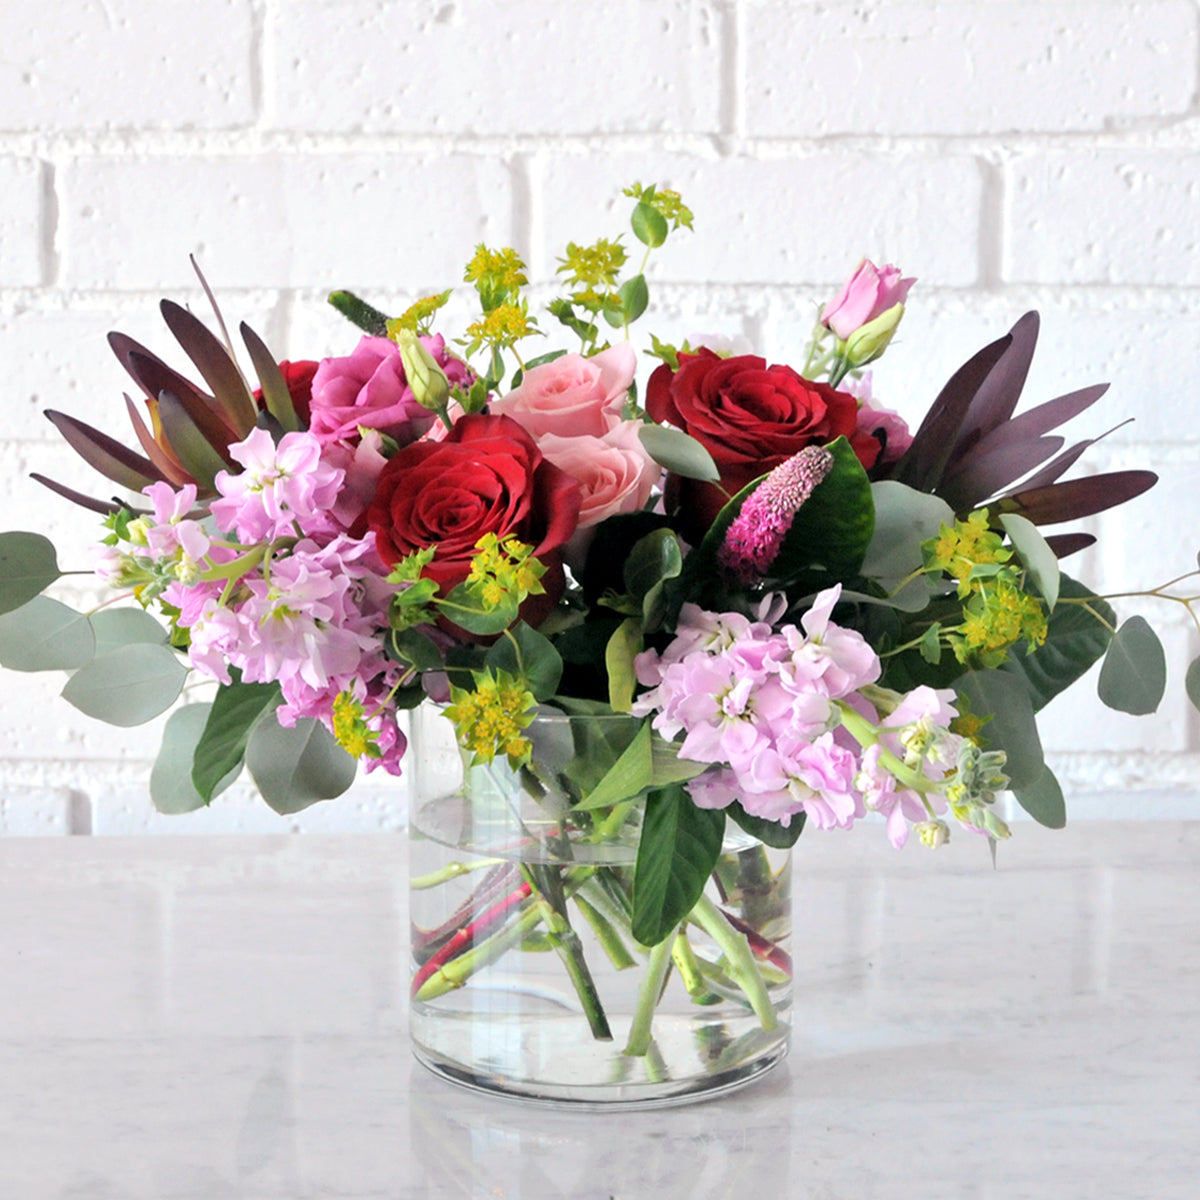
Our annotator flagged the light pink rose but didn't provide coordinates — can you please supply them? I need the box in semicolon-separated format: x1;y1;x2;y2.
489;343;636;439
538;420;661;567
820;261;915;341
308;334;472;447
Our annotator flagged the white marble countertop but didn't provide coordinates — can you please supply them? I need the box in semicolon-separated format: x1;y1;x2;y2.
0;821;1196;1199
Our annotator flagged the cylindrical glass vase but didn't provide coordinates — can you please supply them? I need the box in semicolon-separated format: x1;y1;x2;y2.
409;709;792;1108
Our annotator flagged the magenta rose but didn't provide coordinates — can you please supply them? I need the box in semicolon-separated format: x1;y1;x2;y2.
308;334;473;447
646;349;879;535
365;413;582;624
489;343;635;439
820;260;915;341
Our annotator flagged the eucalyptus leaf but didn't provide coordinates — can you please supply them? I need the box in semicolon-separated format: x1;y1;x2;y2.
638;425;721;483
1186;655;1200;712
631;784;726;946
1097;615;1166;716
245;715;357;815
1012;762;1066;829
192;676;283;802
0;596;96;672
954;668;1045;790
0;532;62;615
90;607;170;656
150;703;215;815
61;643;188;726
861;482;954;592
999;511;1060;610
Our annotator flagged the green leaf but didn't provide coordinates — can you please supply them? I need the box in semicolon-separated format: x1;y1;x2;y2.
0;596;95;671
576;720;654;810
861;481;954;605
90;608;170;657
769;436;875;588
485;621;563;701
638;425;721;482
998;574;1113;711
1012;762;1066;829
245;715;358;815
605;617;643;713
649;733;707;787
511;349;567;389
1185;655;1200;712
241;323;298;433
389;626;444;672
61;643;188;726
0;532;62;615
955;668;1045;790
631;784;726;946
1097;615;1166;716
623;528;683;628
1000;512;1060;611
919;622;942;665
631;201;668;248
150;703;215;815
192;676;283;802
727;801;805;849
438;582;520;635
618;273;649;324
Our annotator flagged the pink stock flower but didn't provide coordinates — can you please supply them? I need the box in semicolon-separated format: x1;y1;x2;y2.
821;261;915;341
489;343;635;439
718;446;835;584
308;334;470;447
842;371;914;465
211;429;344;543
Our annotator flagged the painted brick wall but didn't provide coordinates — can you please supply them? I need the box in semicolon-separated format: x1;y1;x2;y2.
1;0;1198;833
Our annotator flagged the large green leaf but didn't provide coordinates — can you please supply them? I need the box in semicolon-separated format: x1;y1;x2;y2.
484;621;562;701
150;703;215;814
1012;762;1066;829
61;643;188;726
860;481;954;594
0;596;95;671
727;801;806;849
1185;655;1200;713
998;575;1113;711
192;676;283;802
576;720;653;810
769;437;875;589
631;784;726;946
954;668;1045;791
1098;615;1166;716
0;532;62;615
245;715;357;815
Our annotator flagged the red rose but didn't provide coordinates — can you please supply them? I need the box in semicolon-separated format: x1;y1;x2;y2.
366;413;582;624
646;349;879;536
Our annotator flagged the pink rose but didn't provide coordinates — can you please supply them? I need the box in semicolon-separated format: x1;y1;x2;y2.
489;343;636;439
820;261;915;341
538;421;661;564
308;334;472;447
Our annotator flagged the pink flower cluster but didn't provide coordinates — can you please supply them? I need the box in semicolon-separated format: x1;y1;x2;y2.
633;586;970;846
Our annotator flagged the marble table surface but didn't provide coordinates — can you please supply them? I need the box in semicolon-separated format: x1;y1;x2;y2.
0;820;1196;1199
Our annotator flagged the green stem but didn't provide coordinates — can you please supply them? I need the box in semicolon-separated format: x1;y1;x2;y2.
689;895;777;1032
574;894;636;971
410;857;502;890
624;934;675;1056
671;930;717;1003
414;899;544;1000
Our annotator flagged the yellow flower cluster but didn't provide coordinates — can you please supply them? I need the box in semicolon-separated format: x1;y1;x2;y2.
623;182;695;230
387;291;452;336
557;238;627;288
464;245;528;290
465;533;546;609
332;692;381;760
927;509;1011;597
445;670;536;767
958;579;1048;661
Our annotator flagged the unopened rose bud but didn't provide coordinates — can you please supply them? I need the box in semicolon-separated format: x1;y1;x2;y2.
395;329;451;414
842;302;905;369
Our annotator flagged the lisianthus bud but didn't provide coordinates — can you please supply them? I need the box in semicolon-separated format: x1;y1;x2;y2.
821;260;915;341
842;302;905;369
395;329;451;414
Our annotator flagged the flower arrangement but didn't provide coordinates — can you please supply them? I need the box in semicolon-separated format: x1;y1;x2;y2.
0;184;1194;1075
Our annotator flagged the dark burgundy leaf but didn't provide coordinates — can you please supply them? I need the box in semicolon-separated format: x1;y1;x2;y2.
1044;532;1097;559
129;352;235;457
1015;419;1133;493
157;391;234;490
44;410;165;491
1009;470;1158;525
30;474;147;515
160;300;257;436
123;395;193;486
940;435;1065;510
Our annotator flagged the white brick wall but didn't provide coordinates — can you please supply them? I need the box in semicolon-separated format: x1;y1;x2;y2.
1;0;1198;833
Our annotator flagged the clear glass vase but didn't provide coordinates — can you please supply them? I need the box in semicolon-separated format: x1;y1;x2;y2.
408;708;792;1108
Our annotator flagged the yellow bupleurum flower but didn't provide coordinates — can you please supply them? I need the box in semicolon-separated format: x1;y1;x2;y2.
465;533;546;610
464;301;537;348
557;238;627;288
445;669;537;768
332;692;382;760
925;509;1011;596
464;245;528;291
